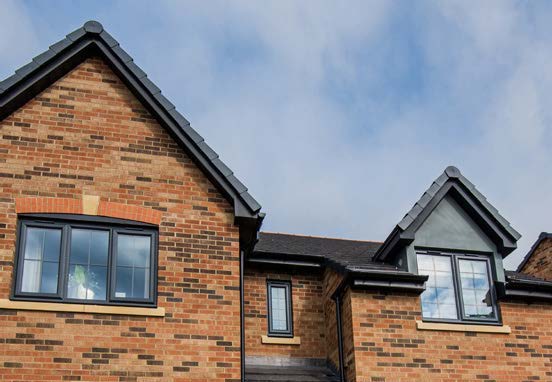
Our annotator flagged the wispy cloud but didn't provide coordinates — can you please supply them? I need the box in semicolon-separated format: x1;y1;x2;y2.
2;1;552;268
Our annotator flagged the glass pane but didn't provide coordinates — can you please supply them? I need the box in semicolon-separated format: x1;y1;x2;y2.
43;230;62;262
115;267;132;299
70;229;89;264
90;231;109;265
116;235;134;266
88;266;107;300
417;254;458;320
24;228;44;260
133;268;149;299
21;227;61;294
459;259;495;319
21;260;41;293
70;229;108;266
40;261;59;294
114;234;152;300
67;264;107;301
270;286;288;331
117;235;151;267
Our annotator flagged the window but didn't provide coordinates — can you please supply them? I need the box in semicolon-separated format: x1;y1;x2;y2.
417;251;498;323
267;280;293;337
13;216;157;306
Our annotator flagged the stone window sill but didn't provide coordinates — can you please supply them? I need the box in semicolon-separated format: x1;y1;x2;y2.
416;320;510;334
0;299;165;317
261;335;301;345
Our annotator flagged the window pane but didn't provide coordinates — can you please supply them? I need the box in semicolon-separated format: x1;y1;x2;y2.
114;234;151;300
458;259;495;319
90;230;109;265
114;266;132;299
21;227;61;294
270;286;288;331
417;254;458;320
67;229;108;301
41;262;59;294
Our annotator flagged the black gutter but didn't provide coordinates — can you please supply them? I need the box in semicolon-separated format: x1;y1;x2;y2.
335;294;345;382
240;249;245;381
501;275;552;302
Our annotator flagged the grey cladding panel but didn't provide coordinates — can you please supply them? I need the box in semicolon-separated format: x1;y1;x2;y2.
414;195;496;252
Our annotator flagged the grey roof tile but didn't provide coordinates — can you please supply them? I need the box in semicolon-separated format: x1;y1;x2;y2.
254;232;386;270
15;61;39;78
49;38;73;53
111;45;133;63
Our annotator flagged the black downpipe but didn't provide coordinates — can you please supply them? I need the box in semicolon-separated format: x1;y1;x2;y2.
335;294;345;382
240;249;246;381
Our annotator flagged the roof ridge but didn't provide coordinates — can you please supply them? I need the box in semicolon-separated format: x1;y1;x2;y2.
261;231;383;244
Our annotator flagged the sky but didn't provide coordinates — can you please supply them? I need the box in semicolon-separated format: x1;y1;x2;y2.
2;0;552;270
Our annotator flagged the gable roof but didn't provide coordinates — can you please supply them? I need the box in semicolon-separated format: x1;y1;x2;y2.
517;232;552;272
374;166;521;261
0;20;262;226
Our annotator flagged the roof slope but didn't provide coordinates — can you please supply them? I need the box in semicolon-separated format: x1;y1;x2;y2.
517;232;552;272
375;166;521;261
254;232;392;269
0;20;261;222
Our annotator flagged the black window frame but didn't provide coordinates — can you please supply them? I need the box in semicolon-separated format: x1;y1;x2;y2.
11;214;158;307
266;280;293;337
416;250;501;325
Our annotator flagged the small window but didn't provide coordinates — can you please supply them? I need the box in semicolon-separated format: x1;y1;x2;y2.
417;251;498;323
14;216;157;306
267;280;293;337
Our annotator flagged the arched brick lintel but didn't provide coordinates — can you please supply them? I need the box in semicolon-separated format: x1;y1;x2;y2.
15;197;162;225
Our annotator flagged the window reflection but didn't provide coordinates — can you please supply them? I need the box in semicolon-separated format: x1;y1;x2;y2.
417;254;458;319
458;259;495;319
67;229;109;301
21;228;61;294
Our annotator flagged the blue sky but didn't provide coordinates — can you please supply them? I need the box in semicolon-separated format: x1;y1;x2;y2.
2;0;552;269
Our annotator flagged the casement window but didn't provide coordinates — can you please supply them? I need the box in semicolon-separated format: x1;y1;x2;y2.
416;251;498;323
267;280;293;337
13;216;157;306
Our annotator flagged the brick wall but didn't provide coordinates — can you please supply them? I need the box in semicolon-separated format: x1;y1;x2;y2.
347;290;552;382
244;266;325;360
520;237;552;281
0;57;242;381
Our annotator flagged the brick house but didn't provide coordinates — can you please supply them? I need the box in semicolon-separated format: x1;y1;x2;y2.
0;21;550;382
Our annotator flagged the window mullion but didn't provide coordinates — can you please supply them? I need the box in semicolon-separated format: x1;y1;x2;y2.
451;254;464;321
107;228;115;303
59;224;70;300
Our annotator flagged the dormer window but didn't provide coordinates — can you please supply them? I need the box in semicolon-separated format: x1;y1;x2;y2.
417;251;498;323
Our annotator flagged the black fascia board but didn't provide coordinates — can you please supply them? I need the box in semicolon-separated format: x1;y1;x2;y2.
0;21;263;245
516;232;552;272
330;268;427;298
